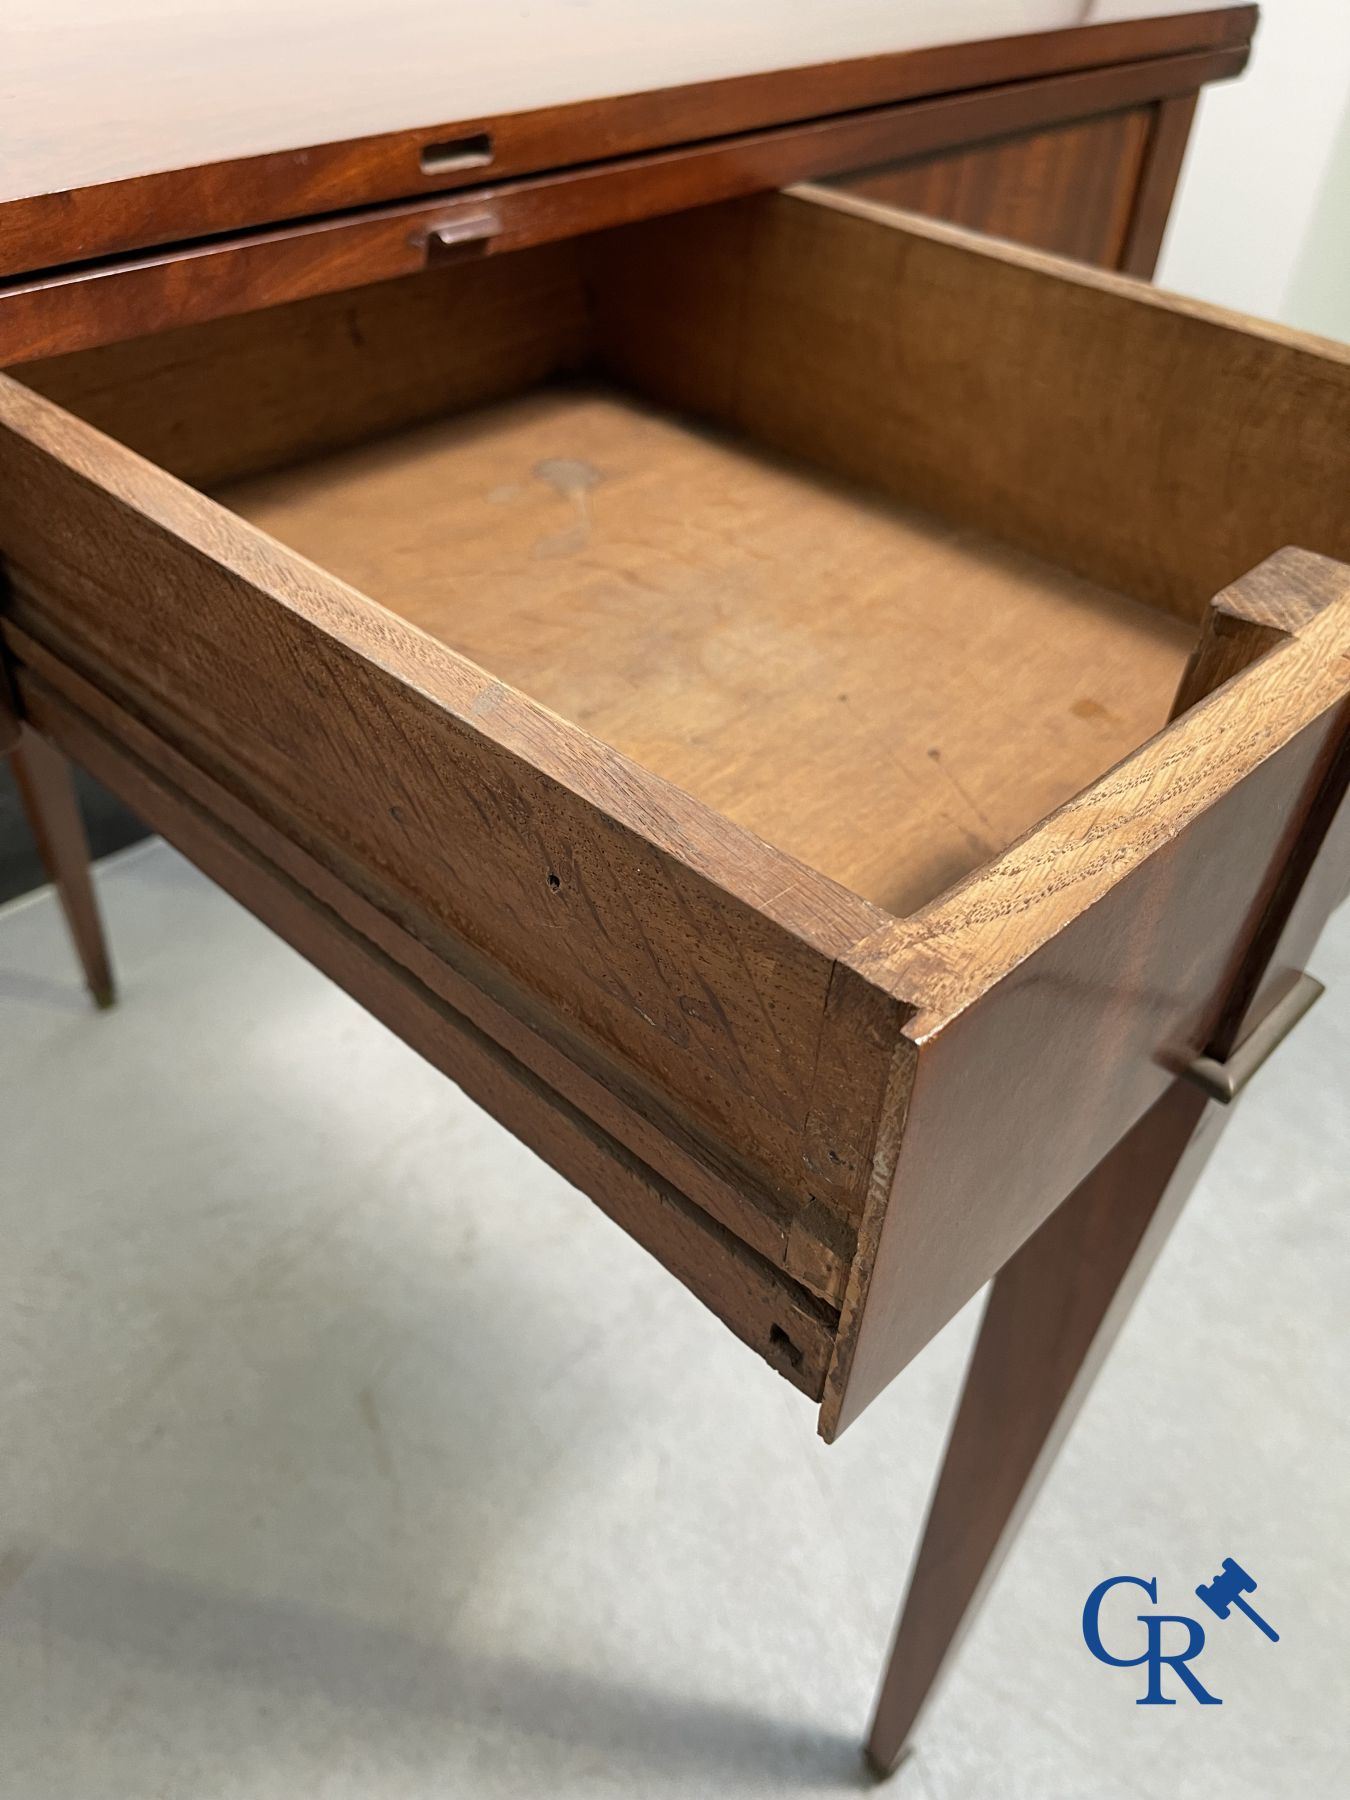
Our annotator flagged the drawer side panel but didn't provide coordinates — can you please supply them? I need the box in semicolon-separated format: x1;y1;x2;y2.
0;373;904;1252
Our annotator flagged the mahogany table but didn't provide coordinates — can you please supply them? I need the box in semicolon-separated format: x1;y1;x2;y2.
5;1;1347;1776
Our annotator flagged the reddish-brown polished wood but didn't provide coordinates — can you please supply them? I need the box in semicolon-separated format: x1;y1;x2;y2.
865;556;1350;1771
867;773;1350;1770
866;1079;1216;1772
844;83;1204;279
0;6;1256;277
1119;89;1201;275
0;48;1246;367
6;724;114;1006
827;107;1155;266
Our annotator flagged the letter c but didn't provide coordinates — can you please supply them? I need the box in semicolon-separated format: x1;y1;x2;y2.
1082;1575;1157;1666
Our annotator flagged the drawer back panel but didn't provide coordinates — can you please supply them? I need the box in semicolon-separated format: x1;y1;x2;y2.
587;189;1350;623
16;243;593;490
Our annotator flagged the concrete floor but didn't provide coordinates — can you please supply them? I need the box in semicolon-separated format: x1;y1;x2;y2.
1;840;1346;1800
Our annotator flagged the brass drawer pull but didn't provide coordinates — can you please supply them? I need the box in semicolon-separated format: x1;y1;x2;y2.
1185;971;1325;1104
414;208;502;262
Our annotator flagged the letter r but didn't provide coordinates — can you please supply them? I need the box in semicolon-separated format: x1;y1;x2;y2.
1137;1614;1222;1705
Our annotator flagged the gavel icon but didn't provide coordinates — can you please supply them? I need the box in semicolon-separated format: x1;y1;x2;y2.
1195;1559;1279;1642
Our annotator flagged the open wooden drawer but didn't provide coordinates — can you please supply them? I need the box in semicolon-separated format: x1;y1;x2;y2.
2;187;1347;1437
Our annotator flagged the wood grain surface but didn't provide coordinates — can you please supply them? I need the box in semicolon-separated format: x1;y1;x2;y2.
867;552;1350;1759
826;106;1154;267
1176;550;1350;1059
0;4;1255;275
0;364;906;1280
826;564;1350;1435
4;184;1347;1430
20;246;595;488
16;665;841;1388
866;1076;1217;1766
0;48;1245;366
220;383;1193;915
7;616;856;1306
1117;90;1200;275
5;723;114;1006
1171;546;1340;718
594;188;1350;622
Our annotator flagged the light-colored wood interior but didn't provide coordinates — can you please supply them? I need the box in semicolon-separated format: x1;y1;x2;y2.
591;191;1350;623
221;382;1192;915
34;191;1303;918
19;246;591;489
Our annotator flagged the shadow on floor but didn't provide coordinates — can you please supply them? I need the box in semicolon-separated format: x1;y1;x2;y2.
2;1548;871;1791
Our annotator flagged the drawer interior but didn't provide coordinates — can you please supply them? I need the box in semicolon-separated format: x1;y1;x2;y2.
18;187;1344;921
219;384;1189;915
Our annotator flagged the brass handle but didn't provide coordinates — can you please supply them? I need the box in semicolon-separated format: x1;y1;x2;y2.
1185;971;1325;1103
413;208;502;263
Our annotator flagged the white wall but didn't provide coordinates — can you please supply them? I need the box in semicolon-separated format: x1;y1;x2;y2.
1281;88;1350;337
1155;0;1350;337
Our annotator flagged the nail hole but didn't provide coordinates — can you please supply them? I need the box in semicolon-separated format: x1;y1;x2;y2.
768;1325;803;1369
546;871;561;892
419;132;494;177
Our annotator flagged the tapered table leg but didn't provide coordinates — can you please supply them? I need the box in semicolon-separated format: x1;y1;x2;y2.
9;726;116;1007
866;1078;1219;1776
